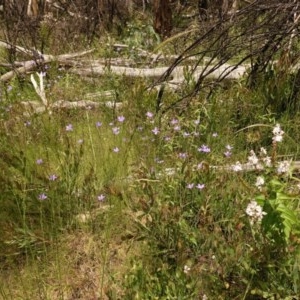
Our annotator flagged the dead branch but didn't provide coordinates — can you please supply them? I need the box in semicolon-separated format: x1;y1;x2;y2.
155;0;300;112
20;93;121;117
0;59;46;82
0;40;94;82
111;43;207;64
15;67;119;116
71;63;248;83
160;161;300;177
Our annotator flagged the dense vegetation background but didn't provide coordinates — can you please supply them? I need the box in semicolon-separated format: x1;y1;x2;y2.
1;1;300;299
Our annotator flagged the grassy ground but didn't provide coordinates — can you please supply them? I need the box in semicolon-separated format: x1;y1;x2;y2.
1;24;300;300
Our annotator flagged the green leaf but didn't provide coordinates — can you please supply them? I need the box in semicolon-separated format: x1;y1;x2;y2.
283;222;292;242
269;179;284;191
255;194;265;206
276;192;294;201
276;204;297;225
276;203;298;242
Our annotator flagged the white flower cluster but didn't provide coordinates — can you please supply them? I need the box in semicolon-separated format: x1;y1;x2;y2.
260;147;272;167
232;147;271;172
183;265;191;274
232;161;243;172
248;150;259;166
272;124;284;143
246;200;267;225
230;125;289;174
277;160;291;175
255;176;265;190
247;147;272;170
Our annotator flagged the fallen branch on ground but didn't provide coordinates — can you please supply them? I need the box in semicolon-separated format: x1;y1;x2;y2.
0;40;248;88
0;40;94;82
1;41;299;94
159;161;300;177
20;99;123;116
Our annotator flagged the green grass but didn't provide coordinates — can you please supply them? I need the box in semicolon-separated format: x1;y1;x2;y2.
1;26;300;300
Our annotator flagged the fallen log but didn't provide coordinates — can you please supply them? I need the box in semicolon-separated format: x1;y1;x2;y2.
0;39;247;86
0;40;94;82
20;98;122;117
1;40;299;94
71;63;247;81
159;160;300;177
70;63;248;92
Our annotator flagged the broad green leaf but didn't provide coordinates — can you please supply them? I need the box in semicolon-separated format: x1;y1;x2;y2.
276;192;294;201
276;204;297;225
269;179;284;191
255;194;265;206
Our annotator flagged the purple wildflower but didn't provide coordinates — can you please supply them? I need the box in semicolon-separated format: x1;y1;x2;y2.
97;194;105;202
112;127;120;135
197;163;203;170
49;174;58;181
146;111;154;119
196;183;205;190
96;121;102;127
178;152;187;159
66;124;73;131
198;145;211;153
224;151;232;157
36;159;43;165
38;193;47;200
224;145;232;157
117;115;125;123
152;127;160;135
113;147;120;153
187;183;194;189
